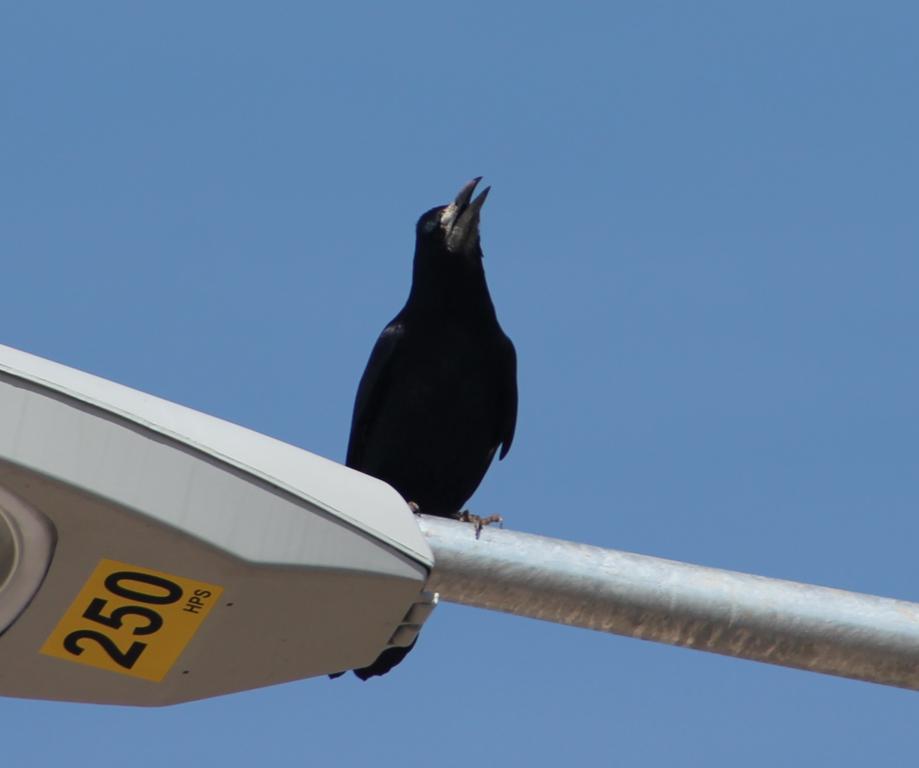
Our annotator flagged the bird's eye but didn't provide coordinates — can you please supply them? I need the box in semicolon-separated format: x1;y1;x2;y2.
422;219;437;234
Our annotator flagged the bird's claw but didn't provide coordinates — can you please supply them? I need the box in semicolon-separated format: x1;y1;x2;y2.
458;510;504;539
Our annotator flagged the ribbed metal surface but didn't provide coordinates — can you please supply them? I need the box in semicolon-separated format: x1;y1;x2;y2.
418;515;919;690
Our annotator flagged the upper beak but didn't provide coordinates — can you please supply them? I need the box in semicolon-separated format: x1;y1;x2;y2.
453;177;483;210
442;177;491;252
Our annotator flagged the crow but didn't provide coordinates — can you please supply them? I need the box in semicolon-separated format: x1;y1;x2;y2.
336;177;517;680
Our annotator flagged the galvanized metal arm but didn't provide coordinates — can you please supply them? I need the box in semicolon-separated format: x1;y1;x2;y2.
418;515;919;691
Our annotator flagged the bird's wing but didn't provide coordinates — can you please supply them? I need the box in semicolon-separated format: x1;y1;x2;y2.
497;334;518;460
346;318;405;470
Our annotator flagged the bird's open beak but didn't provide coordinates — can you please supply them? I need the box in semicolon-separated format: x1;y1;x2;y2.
441;177;490;253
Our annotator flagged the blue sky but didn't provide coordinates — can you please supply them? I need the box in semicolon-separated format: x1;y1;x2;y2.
3;2;918;765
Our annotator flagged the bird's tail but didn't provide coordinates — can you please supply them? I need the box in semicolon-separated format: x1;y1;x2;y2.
328;639;418;681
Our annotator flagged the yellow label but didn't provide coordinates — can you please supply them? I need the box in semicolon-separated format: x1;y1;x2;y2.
41;559;223;682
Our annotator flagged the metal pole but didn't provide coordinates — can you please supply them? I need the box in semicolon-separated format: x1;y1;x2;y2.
418;515;919;691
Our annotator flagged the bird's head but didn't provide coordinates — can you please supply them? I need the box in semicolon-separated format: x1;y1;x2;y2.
416;177;490;258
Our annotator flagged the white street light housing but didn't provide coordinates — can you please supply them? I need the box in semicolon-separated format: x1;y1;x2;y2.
0;344;435;706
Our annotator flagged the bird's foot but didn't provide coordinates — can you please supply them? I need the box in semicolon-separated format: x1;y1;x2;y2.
458;510;504;539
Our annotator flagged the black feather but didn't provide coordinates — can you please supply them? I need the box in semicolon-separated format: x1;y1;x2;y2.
335;179;517;680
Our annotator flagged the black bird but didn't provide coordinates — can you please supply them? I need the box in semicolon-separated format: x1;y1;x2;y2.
337;177;518;680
